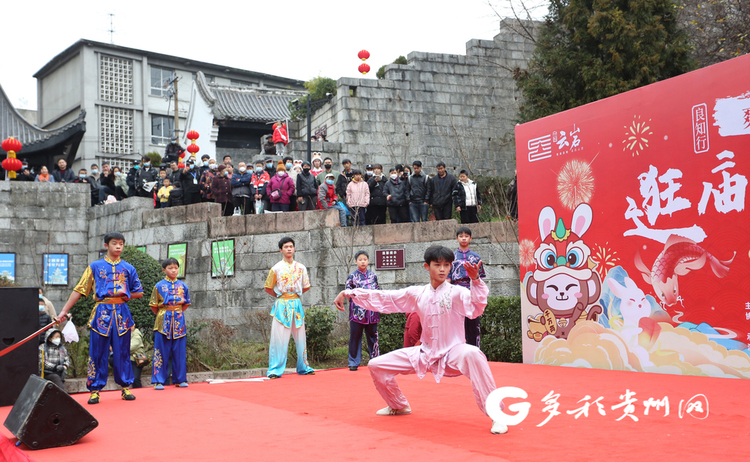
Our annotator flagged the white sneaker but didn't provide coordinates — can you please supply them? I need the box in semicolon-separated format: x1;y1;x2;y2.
376;406;412;416
491;421;508;434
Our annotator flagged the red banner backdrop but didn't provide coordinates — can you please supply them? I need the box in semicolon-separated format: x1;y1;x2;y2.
516;54;750;379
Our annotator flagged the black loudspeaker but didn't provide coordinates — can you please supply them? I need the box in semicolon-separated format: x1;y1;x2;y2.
0;287;40;407
3;375;98;449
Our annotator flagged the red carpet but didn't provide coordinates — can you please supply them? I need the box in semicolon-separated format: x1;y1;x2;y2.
1;363;747;462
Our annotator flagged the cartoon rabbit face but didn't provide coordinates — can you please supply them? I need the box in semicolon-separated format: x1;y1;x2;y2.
541;273;583;311
533;203;594;282
607;277;651;327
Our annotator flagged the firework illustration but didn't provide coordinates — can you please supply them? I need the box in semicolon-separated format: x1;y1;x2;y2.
592;243;620;280
622;115;653;156
519;239;536;268
557;159;594;210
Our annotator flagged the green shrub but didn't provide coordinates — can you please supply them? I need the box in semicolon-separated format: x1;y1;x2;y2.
70;246;163;332
147;151;162;167
377;55;408;79
377;312;406;354
0;276;18;287
474;175;514;222
305;306;337;361
480;296;522;363
288;76;338;120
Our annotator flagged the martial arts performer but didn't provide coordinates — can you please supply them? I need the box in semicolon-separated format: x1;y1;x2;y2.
334;245;507;434
264;236;315;378
149;258;190;389
56;232;143;404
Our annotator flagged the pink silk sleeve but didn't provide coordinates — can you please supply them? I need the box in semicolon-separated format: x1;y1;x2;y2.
344;286;418;314
458;278;489;319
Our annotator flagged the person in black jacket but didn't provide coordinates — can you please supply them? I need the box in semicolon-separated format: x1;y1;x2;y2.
126;160;140;197
429;161;457;220
408;161;430;222
366;164;388;225
335;158;354;201
163;136;184;165
383;168;410;223
135;156;158;199
52;158;76;183
180;160;202;205
452;170;482;224
296;161;319;211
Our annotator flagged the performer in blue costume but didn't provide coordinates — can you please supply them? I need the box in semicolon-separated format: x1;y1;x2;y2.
149;258;190;389
56;232;143;404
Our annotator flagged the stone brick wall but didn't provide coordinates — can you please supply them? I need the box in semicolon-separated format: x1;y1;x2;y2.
2;183;520;338
0;182;91;309
288;19;536;178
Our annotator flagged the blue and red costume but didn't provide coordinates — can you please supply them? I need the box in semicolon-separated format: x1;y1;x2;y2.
74;256;143;391
149;277;190;385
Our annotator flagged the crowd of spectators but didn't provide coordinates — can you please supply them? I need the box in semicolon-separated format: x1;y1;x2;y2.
8;127;508;224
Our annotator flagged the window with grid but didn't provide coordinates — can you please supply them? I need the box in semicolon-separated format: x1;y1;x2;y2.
99;107;134;154
99;55;133;104
151;66;175;96
151;115;174;145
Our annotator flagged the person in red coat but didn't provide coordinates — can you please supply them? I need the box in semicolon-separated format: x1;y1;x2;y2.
272;122;288;157
211;165;234;216
268;161;295;212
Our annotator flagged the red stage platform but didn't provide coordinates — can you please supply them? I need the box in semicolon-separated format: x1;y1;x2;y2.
1;362;747;462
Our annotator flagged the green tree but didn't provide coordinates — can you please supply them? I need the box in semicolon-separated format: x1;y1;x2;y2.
70;246;163;332
515;0;695;122
147;151;162;167
288;76;337;120
376;55;408;79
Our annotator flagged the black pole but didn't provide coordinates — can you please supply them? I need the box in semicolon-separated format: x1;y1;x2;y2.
306;97;312;163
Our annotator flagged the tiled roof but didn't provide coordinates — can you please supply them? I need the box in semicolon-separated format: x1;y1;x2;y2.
0;83;85;151
196;72;306;123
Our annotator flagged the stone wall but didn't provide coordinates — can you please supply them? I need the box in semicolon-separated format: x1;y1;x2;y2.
2;183;520;337
288;19;536;178
0;182;91;309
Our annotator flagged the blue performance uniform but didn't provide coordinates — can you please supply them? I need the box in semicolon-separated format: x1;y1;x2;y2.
74;256;143;391
149;277;191;385
449;249;486;347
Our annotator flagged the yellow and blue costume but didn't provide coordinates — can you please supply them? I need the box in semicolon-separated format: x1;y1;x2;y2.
149;277;191;385
74;256;143;391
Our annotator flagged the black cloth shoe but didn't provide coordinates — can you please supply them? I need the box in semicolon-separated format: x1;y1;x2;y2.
349;366;358;371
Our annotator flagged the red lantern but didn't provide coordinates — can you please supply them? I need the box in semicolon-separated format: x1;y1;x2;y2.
358;63;370;75
1;137;22;153
187;144;200;154
186;130;200;141
357;49;370;61
178;163;185;169
2;158;22;173
2;137;23;179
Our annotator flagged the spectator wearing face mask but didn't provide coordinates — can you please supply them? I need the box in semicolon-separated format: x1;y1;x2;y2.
164;136;185;165
366;164;388;225
264;157;277;179
282;157;298;211
336;159;355;203
318;172;348;226
136;156;158;199
198;155;211;176
16;160;35;181
52;158;76;183
112;166;129;199
200;159;218;202
87;164;102;206
296;161;319;211
98;163;117;202
346;169;369;226
126;160;140;197
39;329;70;391
212;165;234;216
383;167;410;223
268;161;295;212
180;160;202;205
251;160;271;213
38;296;53;345
316;157;338;185
231;162;254;214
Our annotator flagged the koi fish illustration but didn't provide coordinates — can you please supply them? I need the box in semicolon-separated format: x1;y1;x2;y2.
634;235;736;307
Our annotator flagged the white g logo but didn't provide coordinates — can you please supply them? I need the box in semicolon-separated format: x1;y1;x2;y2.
485;387;531;426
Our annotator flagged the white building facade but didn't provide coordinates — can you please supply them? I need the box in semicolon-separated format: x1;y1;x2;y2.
34;39;304;171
